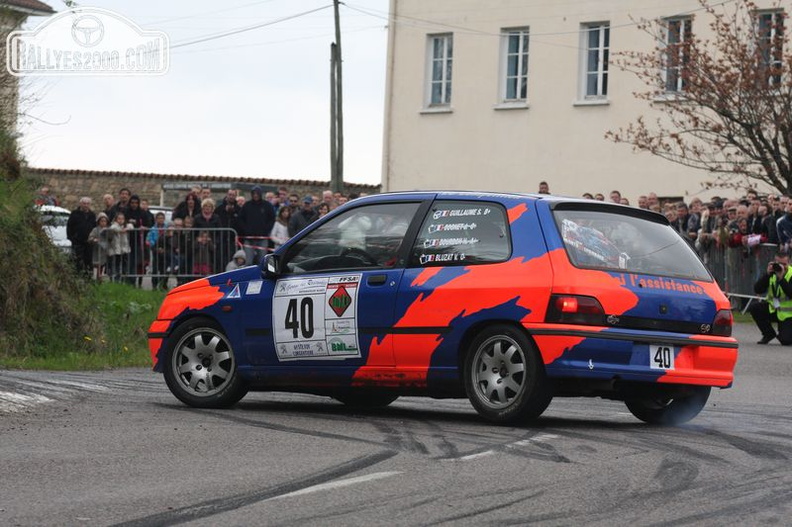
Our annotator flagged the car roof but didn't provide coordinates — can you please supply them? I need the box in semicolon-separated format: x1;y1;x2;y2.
352;190;614;206
345;191;667;224
36;204;71;215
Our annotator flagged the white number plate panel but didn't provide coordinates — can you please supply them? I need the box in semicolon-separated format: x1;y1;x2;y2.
272;274;362;361
649;344;676;370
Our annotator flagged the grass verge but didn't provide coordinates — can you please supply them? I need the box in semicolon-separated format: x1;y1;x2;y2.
0;282;165;370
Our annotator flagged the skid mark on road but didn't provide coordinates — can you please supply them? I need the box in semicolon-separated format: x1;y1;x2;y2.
113;450;398;527
654;458;700;492
370;421;431;454
697;428;789;461
194;409;390;448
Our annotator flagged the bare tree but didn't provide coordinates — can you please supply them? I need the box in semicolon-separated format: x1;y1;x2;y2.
607;0;792;195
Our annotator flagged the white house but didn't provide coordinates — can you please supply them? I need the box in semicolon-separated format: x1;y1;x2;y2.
381;0;787;203
0;0;54;130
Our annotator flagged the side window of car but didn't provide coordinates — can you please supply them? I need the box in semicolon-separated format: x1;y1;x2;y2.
411;201;511;266
283;202;421;274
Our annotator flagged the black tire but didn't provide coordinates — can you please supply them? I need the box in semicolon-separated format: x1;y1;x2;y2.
333;392;399;408
163;317;248;408
463;324;552;424
625;386;711;425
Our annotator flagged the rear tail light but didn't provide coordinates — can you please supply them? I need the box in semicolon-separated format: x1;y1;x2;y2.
711;309;733;337
546;295;605;325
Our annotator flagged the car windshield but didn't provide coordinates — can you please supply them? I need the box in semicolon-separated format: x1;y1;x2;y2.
553;208;712;281
284;202;420;274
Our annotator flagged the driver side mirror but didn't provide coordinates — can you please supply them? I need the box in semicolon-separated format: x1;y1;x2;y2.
262;253;279;278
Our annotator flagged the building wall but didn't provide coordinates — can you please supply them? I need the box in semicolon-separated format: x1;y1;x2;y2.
382;0;783;203
26;167;380;210
0;9;25;131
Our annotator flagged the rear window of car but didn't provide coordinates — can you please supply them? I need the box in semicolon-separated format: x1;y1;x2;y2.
554;208;712;281
411;200;511;266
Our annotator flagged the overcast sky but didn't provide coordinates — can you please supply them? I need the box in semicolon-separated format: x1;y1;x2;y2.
17;0;390;186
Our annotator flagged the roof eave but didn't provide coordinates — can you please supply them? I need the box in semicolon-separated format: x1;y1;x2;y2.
0;3;55;17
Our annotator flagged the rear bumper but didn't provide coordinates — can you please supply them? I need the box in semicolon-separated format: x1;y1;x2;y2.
526;324;738;388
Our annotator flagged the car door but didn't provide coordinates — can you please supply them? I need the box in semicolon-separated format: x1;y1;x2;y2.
246;199;429;385
393;199;515;381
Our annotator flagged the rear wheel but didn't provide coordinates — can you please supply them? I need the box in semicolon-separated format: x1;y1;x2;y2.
625;386;711;425
163;317;248;408
464;325;552;424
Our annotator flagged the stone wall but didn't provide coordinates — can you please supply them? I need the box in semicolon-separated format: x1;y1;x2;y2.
26;167;381;211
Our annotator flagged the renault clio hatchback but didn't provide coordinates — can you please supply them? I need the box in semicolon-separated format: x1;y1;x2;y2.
148;192;738;425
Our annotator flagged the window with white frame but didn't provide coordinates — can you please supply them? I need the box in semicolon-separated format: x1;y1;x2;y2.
664;17;692;93
427;33;453;106
501;28;530;102
581;23;610;99
756;10;784;86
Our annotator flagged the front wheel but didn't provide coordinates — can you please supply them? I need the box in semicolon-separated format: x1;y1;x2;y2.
625;386;711;425
163;317;248;408
464;325;552;424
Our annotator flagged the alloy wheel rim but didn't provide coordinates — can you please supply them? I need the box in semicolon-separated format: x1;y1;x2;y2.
473;335;527;409
172;328;234;397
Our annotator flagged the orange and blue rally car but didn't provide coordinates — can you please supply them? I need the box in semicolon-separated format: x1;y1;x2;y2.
149;191;738;425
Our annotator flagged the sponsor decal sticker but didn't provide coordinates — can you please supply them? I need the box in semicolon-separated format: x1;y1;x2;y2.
329;286;352;317
246;280;263;295
227;284;241;299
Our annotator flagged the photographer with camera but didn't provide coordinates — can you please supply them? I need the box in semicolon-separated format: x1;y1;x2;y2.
750;252;792;345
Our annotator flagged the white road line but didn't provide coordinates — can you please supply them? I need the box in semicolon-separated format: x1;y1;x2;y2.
451;434;563;461
459;450;495;461
268;471;402;500
0;391;53;413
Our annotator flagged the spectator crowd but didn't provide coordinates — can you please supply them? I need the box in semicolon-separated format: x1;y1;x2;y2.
46;184;364;287
44;178;792;289
537;181;788;259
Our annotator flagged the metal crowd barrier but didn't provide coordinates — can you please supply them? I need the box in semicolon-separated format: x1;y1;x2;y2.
93;226;242;287
698;242;776;310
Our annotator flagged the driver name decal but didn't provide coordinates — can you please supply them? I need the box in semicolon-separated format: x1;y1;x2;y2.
272;274;361;361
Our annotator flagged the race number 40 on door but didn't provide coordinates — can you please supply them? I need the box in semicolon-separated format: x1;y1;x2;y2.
272;275;362;361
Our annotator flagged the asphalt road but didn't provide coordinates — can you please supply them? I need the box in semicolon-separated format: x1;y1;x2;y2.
1;323;791;526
